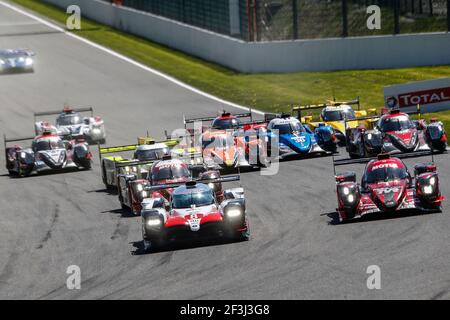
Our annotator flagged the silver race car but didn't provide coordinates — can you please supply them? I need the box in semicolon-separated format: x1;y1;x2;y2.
34;106;106;144
4;129;92;177
0;49;34;73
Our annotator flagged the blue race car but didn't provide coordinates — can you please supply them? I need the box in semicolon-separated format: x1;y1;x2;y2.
263;114;335;159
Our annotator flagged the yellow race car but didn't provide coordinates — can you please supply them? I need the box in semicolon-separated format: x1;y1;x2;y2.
292;98;378;146
99;135;203;190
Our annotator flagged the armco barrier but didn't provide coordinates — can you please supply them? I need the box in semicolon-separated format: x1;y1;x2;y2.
42;0;450;73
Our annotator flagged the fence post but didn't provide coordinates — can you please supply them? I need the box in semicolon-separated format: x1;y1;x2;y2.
342;0;348;37
292;0;298;39
394;0;400;34
447;0;450;31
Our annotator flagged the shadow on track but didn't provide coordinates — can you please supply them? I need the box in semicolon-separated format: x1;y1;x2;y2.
325;209;443;226
130;237;246;256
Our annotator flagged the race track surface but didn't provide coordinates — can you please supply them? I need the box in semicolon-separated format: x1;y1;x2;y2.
0;2;449;299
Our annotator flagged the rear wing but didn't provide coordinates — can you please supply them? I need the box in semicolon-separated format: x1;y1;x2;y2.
183;108;253;127
3;135;34;150
144;174;240;192
333;150;435;167
343;114;380;131
98;137;181;162
34;106;94;122
292;97;360;120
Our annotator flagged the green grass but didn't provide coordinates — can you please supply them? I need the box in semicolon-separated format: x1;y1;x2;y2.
10;0;450;132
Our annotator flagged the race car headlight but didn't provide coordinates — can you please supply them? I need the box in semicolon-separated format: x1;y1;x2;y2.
338;184;359;207
429;176;436;186
423;185;433;194
25;57;33;66
146;218;162;227
0;59;4;65
18;57;25;63
226;208;242;218
20;151;26;159
208;182;215;189
342;187;350;195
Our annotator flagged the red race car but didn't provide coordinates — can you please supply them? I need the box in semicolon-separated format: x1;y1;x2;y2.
334;153;444;222
183;109;276;168
345;108;447;159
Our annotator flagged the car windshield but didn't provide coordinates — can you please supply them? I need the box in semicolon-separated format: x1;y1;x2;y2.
380;116;415;132
56;114;83;126
33;139;64;152
322;108;356;121
211;118;242;129
135;148;167;161
365;166;408;183
172;190;215;209
152;165;190;182
272;122;304;134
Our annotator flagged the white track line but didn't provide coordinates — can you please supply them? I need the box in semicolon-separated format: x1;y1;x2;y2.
0;1;265;115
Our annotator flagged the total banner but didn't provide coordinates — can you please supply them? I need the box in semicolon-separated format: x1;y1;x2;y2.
384;78;450;113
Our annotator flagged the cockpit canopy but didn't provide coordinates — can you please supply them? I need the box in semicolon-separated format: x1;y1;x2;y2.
378;115;415;132
321;106;356;121
364;160;408;184
56;112;83;126
172;184;215;209
268;118;304;134
211;117;242;129
32;136;65;152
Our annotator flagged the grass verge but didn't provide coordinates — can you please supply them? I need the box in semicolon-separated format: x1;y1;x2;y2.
9;0;450;132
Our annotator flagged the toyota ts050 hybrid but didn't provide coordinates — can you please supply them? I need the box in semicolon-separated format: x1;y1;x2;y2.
34;106;106;144
345;108;447;159
4;128;92;177
333;153;444;222
140;174;249;252
292;97;378;146
0;49;35;73
117;155;216;215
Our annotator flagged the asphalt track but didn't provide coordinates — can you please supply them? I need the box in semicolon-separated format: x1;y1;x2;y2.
0;2;449;300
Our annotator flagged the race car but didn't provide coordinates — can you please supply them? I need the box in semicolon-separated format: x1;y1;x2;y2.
200;130;251;171
345;108;447;158
100;137;175;189
140;175;249;252
4;128;92;177
292;98;377;146
259;113;330;160
334;153;444;222
0;49;34;73
118;156;221;215
34;106;106;144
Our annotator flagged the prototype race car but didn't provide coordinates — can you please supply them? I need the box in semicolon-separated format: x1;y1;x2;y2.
118;156;220;215
34;106;106;144
345;108;447;158
140;175;249;252
334;153;444;222
100;138;175;189
4;129;92;177
0;49;34;73
260;113;330;159
292;98;377;146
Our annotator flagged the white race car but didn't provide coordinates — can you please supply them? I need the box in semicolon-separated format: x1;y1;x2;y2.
34;106;106;144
